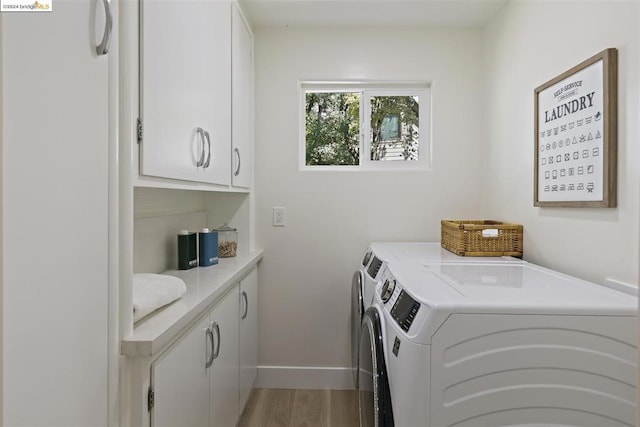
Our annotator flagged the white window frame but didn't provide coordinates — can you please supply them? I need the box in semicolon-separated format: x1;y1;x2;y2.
300;82;431;171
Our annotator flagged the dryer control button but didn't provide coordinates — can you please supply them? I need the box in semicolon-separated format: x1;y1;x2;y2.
362;251;372;266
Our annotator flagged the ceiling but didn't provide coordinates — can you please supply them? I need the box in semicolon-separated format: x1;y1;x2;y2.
240;0;507;28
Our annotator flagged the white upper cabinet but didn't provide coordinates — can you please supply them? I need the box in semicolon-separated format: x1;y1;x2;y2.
140;0;232;186
232;6;254;188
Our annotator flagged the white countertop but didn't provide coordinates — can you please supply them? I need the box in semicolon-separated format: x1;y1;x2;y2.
121;250;263;358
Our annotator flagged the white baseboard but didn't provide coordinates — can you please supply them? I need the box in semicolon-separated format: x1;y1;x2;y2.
255;366;355;390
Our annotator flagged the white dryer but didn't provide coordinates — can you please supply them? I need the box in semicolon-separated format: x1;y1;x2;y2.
351;242;523;388
373;261;638;427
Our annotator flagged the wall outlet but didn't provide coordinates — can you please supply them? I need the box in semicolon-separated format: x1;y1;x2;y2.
273;207;286;227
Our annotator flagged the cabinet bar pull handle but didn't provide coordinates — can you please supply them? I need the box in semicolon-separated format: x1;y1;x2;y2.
196;128;205;167
212;322;221;359
96;0;113;56
234;148;241;176
241;291;248;319
203;130;212;169
205;327;214;368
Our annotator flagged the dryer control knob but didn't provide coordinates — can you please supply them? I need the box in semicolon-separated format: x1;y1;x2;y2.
362;251;372;267
381;279;396;303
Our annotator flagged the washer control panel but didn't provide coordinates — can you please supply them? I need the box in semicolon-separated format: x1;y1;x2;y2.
378;268;429;337
390;289;420;332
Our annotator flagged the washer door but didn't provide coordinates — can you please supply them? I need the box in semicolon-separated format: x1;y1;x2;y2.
351;270;364;388
359;307;394;427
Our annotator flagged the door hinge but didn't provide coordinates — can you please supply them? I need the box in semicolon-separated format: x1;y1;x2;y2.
136;118;143;143
147;386;155;412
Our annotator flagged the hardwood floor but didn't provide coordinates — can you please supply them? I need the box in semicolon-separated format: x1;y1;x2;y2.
238;389;359;427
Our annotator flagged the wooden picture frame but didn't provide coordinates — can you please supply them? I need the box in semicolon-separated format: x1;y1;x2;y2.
534;48;617;207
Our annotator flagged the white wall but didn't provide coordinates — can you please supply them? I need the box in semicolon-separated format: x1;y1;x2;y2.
133;188;251;274
254;26;486;382
483;0;639;286
134;188;207;273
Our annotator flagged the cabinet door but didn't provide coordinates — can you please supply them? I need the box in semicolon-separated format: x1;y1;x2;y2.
2;1;109;425
152;317;210;427
140;0;231;185
210;285;241;427
231;6;253;188
239;268;258;409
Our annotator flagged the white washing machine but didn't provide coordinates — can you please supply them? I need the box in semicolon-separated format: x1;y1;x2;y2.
351;242;524;388
369;260;638;427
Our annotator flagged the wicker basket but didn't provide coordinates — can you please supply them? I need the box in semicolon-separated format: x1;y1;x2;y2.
441;220;523;257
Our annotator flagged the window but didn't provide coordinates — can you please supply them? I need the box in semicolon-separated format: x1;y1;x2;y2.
301;83;430;170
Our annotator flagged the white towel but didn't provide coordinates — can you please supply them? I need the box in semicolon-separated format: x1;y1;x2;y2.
133;273;187;322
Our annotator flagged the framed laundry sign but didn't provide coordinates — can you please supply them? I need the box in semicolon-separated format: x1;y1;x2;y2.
534;48;617;207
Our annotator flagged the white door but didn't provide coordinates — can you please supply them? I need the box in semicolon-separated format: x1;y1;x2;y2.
152;317;210;427
231;6;253;188
1;0;110;424
209;285;240;427
140;0;231;186
239;268;258;409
